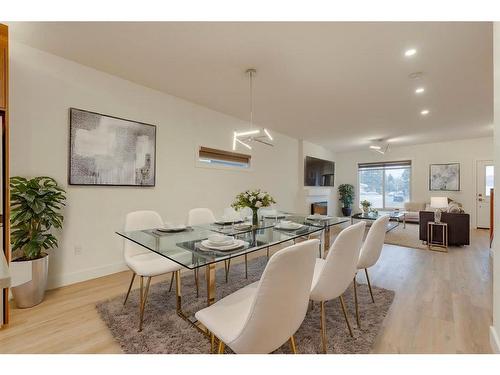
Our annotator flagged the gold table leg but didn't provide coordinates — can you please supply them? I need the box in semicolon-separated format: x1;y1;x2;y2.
323;226;331;258
206;263;216;306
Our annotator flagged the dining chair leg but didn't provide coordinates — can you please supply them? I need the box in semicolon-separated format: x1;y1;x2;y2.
224;259;231;283
266;247;270;259
175;270;182;312
168;272;174;292
320;301;327;354
194;269;199;298
309;300;314;311
289;335;298;354
218;341;225;354
245;254;248;279
139;276;152;332
353;276;360;329
123;272;136;305
139;276;144;310
339;295;354;337
365;268;375;303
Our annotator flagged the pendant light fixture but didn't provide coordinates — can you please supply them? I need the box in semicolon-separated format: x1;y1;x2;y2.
232;68;274;150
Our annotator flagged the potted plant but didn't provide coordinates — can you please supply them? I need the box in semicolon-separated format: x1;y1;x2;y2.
360;199;372;214
338;184;354;217
231;189;276;226
10;176;66;308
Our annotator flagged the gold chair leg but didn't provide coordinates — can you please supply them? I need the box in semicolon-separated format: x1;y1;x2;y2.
320;301;327;354
194;269;199;298
365;268;375;303
245;254;248;279
266;247;270;259
289;335;298;354
168;272;174;292
353;277;360;329
339;295;354;337
123;272;136;305
139;276;144;309
218;341;225;354
139;276;152;332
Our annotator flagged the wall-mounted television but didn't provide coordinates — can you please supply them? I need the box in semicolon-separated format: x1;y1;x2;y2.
304;156;335;187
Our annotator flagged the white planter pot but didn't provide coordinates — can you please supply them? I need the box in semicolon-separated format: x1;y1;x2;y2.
11;254;49;308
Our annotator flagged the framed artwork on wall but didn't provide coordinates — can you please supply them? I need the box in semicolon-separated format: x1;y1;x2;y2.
69;108;156;186
429;163;460;191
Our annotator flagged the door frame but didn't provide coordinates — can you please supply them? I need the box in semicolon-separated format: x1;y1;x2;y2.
475;159;494;229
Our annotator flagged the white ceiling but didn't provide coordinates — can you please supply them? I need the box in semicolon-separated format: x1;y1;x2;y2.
8;22;493;152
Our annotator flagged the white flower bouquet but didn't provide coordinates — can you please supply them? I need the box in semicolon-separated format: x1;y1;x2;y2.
231;189;276;225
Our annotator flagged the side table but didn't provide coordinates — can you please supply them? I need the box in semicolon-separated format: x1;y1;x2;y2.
427;221;448;253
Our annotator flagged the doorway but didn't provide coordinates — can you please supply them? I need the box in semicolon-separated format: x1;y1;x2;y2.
476;160;494;229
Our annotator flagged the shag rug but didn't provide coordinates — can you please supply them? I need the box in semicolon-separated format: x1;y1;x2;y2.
96;257;395;354
384;222;427;250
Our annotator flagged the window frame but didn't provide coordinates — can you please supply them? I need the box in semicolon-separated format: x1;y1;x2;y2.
357;160;412;210
195;145;252;172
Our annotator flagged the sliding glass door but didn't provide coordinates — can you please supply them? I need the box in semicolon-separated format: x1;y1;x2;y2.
358;161;411;210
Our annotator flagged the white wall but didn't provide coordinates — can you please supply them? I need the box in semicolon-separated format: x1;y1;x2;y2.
491;22;500;354
335;137;493;226
10;42;334;288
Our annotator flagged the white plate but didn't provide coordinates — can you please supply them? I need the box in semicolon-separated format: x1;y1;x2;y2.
199;239;247;251
205;239;234;247
276;222;303;230
157;225;187;233
306;215;332;221
234;223;253;230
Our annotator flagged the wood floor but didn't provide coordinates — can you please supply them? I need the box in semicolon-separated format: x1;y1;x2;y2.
0;226;493;354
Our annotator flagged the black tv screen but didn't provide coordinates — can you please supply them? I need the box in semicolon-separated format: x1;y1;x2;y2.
304;156;335;187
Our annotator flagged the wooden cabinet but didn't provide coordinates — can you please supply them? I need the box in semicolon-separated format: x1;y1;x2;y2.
0;24;6;110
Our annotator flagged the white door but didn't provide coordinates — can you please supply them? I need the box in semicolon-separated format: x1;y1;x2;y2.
476;160;494;229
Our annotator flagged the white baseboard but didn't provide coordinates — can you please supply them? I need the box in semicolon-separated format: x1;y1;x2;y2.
490;326;500;354
47;261;128;290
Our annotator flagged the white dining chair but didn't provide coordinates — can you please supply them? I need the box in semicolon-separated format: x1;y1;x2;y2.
309;221;365;353
195;239;319;354
123;210;184;332
353;215;390;327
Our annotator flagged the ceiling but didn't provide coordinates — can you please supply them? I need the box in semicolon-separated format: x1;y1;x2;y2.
8;22;493;152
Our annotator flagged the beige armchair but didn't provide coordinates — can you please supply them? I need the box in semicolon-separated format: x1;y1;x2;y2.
403;202;426;223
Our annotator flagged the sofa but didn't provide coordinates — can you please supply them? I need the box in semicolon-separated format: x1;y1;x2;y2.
403;202;426;223
418;211;470;246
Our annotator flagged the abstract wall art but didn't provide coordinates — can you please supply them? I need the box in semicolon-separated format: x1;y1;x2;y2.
69;108;156;186
429;163;460;191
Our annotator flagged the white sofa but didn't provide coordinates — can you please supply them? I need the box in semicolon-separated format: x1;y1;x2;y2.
403;202;426;223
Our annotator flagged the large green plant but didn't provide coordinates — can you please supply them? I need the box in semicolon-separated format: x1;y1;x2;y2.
10;176;66;260
338;184;354;208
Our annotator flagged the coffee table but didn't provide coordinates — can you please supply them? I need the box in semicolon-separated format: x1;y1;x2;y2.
351;211;405;232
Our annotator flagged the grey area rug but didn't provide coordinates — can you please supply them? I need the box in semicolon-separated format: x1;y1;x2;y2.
96;257;395;354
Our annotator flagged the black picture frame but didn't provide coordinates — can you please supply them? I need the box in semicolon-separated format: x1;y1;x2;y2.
68;108;156;187
429;163;460;191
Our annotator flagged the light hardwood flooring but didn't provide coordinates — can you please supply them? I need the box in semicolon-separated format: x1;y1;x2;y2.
0;226;493;354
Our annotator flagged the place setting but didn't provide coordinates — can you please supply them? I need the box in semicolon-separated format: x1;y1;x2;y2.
195;234;249;254
151;222;192;236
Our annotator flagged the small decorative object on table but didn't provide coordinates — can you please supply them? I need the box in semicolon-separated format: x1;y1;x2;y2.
231;189;276;226
360;199;372;214
430;196;448;223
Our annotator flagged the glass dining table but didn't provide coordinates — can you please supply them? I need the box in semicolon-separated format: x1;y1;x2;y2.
116;213;349;332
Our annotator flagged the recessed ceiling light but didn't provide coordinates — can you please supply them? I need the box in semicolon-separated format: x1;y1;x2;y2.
420;109;430;115
405;48;417;57
415;87;425;94
369;145;382;150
